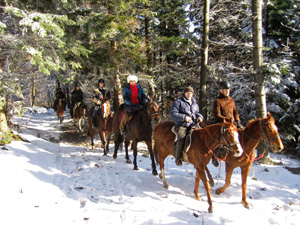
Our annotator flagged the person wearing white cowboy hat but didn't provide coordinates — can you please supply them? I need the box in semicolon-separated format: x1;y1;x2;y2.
119;74;147;131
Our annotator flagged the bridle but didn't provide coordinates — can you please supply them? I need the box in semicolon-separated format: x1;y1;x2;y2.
241;118;281;161
259;119;280;144
204;124;240;157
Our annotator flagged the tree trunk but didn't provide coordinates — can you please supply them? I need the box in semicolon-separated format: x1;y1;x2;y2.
0;98;9;132
199;0;210;120
252;0;269;161
31;73;36;107
145;16;152;76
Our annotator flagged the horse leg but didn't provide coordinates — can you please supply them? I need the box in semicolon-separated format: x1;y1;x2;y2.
88;119;95;150
205;166;214;187
124;139;131;164
194;171;202;200
194;166;214;200
196;167;213;213
241;165;252;209
99;130;107;156
113;131;121;159
105;130;112;153
145;139;158;176
131;140;138;170
216;163;234;195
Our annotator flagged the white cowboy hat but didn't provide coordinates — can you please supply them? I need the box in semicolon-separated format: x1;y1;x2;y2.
127;74;138;83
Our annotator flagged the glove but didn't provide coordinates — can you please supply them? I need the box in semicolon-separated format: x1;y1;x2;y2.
93;98;101;105
236;121;244;129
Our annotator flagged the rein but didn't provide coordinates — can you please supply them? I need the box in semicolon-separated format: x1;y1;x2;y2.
203;125;238;162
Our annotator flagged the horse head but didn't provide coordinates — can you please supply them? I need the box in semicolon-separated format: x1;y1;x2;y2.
101;100;111;120
148;101;160;123
220;122;243;157
260;112;284;152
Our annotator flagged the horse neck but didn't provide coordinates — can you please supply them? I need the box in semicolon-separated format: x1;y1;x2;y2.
194;124;223;152
240;119;262;154
58;99;63;106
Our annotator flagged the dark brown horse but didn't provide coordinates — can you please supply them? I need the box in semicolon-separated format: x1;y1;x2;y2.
56;99;65;123
88;100;113;155
153;121;242;213
112;100;160;175
73;102;87;132
200;112;284;209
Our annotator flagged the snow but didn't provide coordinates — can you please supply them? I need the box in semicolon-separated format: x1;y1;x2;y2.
1;107;300;225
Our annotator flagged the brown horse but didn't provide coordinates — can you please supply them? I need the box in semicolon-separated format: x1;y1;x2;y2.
88;100;113;155
112;100;160;175
56;99;65;123
153;121;242;213
200;112;284;209
73;102;87;132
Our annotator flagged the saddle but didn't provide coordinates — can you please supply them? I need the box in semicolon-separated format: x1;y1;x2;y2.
171;126;194;163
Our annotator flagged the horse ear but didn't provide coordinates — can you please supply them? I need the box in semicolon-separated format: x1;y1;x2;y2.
267;112;271;119
222;118;226;123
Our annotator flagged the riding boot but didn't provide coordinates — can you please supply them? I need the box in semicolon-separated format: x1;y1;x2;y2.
212;148;221;167
173;126;187;166
120;112;130;132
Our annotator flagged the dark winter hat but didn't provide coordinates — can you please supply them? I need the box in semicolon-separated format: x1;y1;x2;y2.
75;82;80;87
219;81;231;89
98;79;105;84
184;86;194;93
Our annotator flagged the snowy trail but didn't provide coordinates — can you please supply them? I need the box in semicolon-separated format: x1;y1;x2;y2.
1;108;300;225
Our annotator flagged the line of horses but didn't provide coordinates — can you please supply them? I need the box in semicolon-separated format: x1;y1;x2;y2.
55;98;284;213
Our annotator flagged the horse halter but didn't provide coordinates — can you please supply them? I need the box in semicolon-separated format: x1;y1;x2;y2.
220;125;240;151
259;119;280;145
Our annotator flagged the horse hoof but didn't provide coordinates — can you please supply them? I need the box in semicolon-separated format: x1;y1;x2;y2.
209;181;215;187
195;195;201;201
208;207;213;213
126;159;132;164
133;166;139;170
242;201;250;209
163;184;169;189
159;173;163;179
152;170;158;176
216;189;222;195
113;154;117;159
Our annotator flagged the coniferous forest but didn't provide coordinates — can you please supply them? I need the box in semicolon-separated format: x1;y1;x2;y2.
0;0;299;158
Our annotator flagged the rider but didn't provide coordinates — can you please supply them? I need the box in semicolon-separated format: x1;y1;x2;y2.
119;74;147;132
53;87;66;111
170;86;203;166
92;79;111;126
70;82;84;118
212;80;244;167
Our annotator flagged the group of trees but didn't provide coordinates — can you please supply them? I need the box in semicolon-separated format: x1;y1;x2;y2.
0;0;299;156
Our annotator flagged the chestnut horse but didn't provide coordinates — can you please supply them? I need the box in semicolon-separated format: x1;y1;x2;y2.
153;121;242;213
73;102;87;132
112;100;160;175
88;100;113;155
201;112;284;209
56;99;65;124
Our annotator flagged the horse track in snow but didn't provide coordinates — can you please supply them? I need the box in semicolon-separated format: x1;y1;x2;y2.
59;118;92;148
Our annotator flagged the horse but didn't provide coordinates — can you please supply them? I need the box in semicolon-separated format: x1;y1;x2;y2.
73;102;87;132
56;99;65;123
153;121;242;213
200;112;284;209
87;100;113;155
112;100;160;175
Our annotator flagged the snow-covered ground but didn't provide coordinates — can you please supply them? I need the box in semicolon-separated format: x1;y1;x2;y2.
1;107;299;225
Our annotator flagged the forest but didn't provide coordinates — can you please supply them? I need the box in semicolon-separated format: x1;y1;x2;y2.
0;0;299;158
